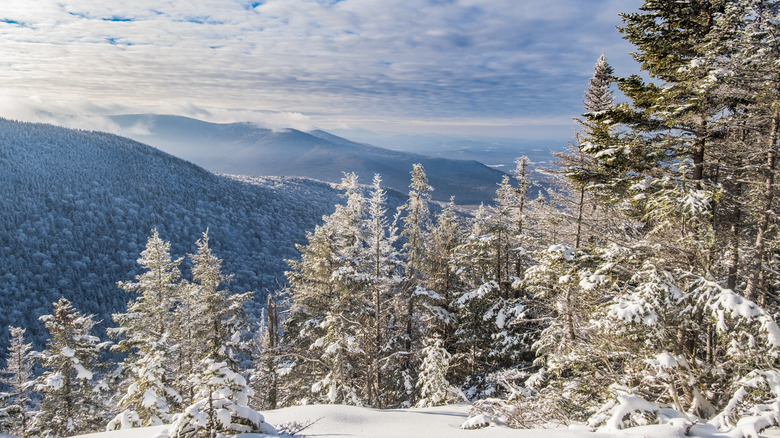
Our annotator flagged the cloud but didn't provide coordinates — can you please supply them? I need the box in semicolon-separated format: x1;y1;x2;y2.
0;0;643;137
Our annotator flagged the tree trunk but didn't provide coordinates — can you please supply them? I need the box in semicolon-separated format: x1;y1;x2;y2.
745;106;779;304
575;186;586;249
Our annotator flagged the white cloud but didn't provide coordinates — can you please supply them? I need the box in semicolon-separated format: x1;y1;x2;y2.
0;0;643;137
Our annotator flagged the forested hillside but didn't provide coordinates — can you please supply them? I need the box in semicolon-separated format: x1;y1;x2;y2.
0;119;347;347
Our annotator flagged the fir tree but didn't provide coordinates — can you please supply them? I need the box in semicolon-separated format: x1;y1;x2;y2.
169;359;276;438
416;337;453;408
0;326;34;437
517;0;780;428
188;230;252;365
34;298;109;437
397;164;433;406
420;199;463;353
108;229;184;428
363;174;403;408
283;173;372;405
249;299;281;411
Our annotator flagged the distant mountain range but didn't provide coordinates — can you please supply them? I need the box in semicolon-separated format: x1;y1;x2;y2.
0;118;380;348
110;114;509;205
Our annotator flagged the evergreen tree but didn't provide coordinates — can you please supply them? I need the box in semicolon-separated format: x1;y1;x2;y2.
513;0;780;429
34;298;109;437
282;172;410;407
249;299;281;411
559;54;616;248
396;164;433;406
416;337;453;408
108;229;183;428
420;199;463;354
188;230;252;365
706;0;780;304
363;174;403;408
169;359;276;438
283;173;372;405
0;326;34;437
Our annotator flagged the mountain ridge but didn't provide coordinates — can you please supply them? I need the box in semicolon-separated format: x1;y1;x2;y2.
110;114;509;205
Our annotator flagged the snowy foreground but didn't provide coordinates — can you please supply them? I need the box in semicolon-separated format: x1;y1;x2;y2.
46;404;780;438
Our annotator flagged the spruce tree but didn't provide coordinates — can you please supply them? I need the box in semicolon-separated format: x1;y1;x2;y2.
397;164;433;406
416;337;453;408
108;229;183;428
283;173;372;405
452;178;530;396
188;230;251;365
34;298;109;437
0;326;34;437
363;174;403;408
420;199;463;355
169;359;276;438
522;0;780;428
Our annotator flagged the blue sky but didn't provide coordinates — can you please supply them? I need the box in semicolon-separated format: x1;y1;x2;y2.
0;0;642;140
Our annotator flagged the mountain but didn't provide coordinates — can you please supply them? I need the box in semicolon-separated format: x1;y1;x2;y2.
110;114;509;205
0;118;366;348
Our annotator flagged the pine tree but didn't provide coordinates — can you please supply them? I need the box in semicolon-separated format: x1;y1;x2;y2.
0;326;34;437
34;298;109;437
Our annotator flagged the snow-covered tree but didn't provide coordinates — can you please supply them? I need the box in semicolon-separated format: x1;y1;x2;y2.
419;199;463;352
395;164;434;406
363;174;403;408
169;230;258;434
169;359;276;438
0;326;34;437
283;173;372;405
450;176;534;397
108;229;184;428
33;298;110;437
509;1;780;431
249;297;281;411
282;172;411;407
188;230;252;365
416;337;453;408
557;54;616;248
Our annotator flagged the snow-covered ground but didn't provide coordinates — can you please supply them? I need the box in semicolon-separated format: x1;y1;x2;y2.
56;404;780;438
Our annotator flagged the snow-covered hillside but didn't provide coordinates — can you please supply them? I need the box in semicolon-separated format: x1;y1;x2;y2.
0;118;355;348
110;114;508;205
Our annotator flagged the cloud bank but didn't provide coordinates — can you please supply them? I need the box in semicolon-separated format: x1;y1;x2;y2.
0;0;641;137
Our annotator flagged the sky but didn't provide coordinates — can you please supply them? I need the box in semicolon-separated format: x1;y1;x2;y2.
0;0;643;141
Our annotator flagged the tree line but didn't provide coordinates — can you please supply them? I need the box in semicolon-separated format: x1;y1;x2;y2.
0;230;277;437
270;0;780;431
